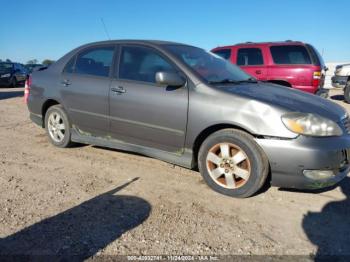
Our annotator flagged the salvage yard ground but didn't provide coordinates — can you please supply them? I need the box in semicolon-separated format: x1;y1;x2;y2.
0;87;349;257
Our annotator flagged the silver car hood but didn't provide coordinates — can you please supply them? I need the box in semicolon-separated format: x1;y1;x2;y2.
218;83;346;122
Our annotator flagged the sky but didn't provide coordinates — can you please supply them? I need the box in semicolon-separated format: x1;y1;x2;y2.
1;0;349;64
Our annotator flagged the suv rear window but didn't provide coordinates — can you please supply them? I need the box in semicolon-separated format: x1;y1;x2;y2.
212;49;231;60
237;48;264;66
270;45;311;65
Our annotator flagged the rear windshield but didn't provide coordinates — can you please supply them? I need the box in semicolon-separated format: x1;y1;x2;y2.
0;63;13;73
270;45;311;65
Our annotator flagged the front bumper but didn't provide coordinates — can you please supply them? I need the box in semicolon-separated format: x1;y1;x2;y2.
332;75;348;88
256;135;350;189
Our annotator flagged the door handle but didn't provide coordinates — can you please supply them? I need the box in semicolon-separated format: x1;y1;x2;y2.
255;70;262;75
61;79;71;86
111;86;126;94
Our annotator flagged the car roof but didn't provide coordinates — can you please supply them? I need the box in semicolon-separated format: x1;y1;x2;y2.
78;39;192;48
213;41;307;49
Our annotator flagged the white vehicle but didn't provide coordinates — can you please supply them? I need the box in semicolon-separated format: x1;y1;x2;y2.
332;64;350;102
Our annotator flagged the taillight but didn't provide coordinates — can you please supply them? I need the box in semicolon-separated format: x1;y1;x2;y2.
24;76;31;103
312;71;321;88
313;71;321;79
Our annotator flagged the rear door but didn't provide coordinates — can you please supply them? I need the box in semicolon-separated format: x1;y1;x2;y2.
60;45;116;136
236;47;267;80
109;45;188;152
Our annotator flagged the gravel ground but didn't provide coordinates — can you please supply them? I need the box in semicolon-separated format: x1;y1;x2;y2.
0;87;349;259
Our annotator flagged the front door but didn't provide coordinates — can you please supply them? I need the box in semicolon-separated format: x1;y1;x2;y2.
109;45;188;152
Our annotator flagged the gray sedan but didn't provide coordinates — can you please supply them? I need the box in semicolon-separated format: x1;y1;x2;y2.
26;40;350;197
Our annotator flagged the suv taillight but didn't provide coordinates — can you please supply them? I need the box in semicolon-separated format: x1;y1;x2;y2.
312;71;321;88
24;76;31;103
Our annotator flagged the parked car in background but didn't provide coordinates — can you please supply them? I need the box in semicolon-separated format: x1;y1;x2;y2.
26;40;349;198
211;41;328;97
332;63;350;102
0;62;27;87
25;64;46;74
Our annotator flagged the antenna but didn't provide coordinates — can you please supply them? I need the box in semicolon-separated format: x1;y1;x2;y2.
100;18;111;40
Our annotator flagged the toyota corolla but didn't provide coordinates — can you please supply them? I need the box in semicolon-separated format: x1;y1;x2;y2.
26;40;350;198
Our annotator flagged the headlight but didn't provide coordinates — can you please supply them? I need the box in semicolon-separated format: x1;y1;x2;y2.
1;73;11;78
281;112;343;137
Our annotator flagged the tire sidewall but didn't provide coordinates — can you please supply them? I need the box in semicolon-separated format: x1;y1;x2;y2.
344;81;350;103
44;105;71;148
198;130;268;198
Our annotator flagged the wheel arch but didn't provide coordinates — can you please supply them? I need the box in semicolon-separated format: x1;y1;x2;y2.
41;99;60;127
192;123;257;168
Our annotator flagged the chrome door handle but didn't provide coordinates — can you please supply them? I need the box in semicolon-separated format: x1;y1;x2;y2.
111;86;126;93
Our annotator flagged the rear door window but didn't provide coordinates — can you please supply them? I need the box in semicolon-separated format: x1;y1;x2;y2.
237;48;264;66
75;46;115;77
118;46;176;83
212;49;231;60
270;45;311;65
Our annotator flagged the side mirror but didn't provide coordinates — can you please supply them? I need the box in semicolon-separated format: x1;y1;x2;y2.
155;71;186;87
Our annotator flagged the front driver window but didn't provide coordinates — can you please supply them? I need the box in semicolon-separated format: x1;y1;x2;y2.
119;46;176;83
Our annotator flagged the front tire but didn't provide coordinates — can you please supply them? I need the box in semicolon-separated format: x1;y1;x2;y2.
45;105;73;148
198;129;269;198
344;80;350;103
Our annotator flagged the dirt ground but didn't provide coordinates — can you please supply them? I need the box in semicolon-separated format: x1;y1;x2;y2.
0;87;349;259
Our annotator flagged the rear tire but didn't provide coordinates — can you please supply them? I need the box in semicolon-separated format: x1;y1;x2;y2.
45;105;73;148
344;80;350;104
198;129;269;198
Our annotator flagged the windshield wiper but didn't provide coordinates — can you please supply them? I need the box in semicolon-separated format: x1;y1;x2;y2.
236;77;258;84
208;77;258;85
208;79;240;85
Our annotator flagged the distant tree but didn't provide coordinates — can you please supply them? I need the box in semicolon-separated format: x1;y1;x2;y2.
26;59;38;65
0;59;2;62
6;59;11;62
42;59;55;66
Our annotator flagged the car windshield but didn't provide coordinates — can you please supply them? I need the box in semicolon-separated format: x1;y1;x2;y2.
0;63;13;73
165;45;254;84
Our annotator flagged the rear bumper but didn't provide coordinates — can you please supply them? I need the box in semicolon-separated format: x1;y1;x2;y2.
332;75;348;88
256;135;350;189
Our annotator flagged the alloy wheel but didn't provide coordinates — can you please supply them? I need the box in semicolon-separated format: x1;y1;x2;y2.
47;112;66;143
206;143;251;189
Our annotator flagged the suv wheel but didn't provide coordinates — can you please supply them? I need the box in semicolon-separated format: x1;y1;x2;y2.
198;129;269;198
45;105;73;148
344;80;350;103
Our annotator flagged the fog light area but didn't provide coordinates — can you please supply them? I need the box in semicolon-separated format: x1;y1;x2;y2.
303;170;335;180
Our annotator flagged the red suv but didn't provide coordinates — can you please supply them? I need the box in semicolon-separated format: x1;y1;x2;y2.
211;41;328;97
